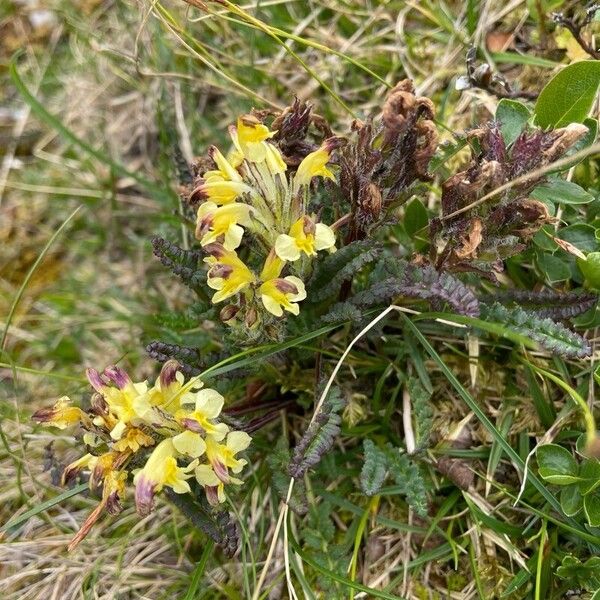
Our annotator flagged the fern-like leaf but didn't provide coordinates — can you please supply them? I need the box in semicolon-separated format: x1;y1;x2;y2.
308;240;382;302
482;303;592;358
288;389;346;478
152;237;205;293
324;261;479;321
408;377;433;450
165;488;239;556
267;438;308;515
384;445;428;517
485;289;598;320
360;439;388;496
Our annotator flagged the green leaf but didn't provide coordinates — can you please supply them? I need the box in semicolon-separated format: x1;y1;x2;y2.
531;179;594;205
557;555;600;590
578;252;600;290
404;199;429;238
584;494;600;527
534;61;600;128
402;314;596;540
536;253;571;283
559;224;599;253
496;98;531;146
360;439;388;496
536;444;579;485
578;459;600;495
560;485;583;517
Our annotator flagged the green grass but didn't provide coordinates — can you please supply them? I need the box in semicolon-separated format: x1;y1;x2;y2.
2;0;600;598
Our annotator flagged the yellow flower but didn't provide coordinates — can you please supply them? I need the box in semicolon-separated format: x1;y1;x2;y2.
133;438;196;515
147;360;204;419
265;143;287;175
203;430;252;484
103;470;127;515
113;427;155;453
230;114;276;163
203;145;243;183
175;388;229;442
204;243;256;304
62;453;95;485
195;201;253;250
274;215;336;261
194;430;251;505
194;464;228;505
191;179;252;205
294;137;342;186
32;396;89;429
86;367;150;441
259;276;306;317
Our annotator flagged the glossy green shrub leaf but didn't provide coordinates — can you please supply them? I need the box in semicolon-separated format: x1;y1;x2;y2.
559;224;599;253
536;253;571;283
584;494;600;527
577;459;600;495
531;179;594;205
404;199;429;238
578;252;600;290
536;443;579;484
534;61;600;128
496;98;531;146
560;485;583;517
557;555;600;590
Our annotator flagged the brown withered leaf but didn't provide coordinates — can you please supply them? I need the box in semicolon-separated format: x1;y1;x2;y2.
455;218;483;259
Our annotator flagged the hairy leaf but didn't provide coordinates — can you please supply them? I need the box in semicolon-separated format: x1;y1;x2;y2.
324;261;479;320
152;237;206;293
289;388;346;478
486;289;598;319
165;489;239;556
360;439;388;496
482;303;592;358
267;438;308;515
384;445;428;517
408;377;433;450
308;240;382;302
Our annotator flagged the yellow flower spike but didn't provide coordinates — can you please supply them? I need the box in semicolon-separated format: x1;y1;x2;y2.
32;396;89;429
274;215;336;262
203;430;252;484
133;438;196;516
204;243;256;304
176;388;230;442
195;201;253;250
294;136;344;186
259;276;307;317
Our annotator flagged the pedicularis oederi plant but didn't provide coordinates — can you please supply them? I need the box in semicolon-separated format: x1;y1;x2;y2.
34;60;600;557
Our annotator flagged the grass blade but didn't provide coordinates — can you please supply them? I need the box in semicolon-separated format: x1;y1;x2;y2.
1;483;88;533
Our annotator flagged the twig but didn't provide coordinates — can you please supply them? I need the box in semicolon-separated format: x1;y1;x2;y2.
553;6;600;60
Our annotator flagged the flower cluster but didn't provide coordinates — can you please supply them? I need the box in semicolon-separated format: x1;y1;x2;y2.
190;114;343;327
32;360;251;549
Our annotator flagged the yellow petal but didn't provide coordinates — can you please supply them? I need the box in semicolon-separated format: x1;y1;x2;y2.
275;234;301;261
